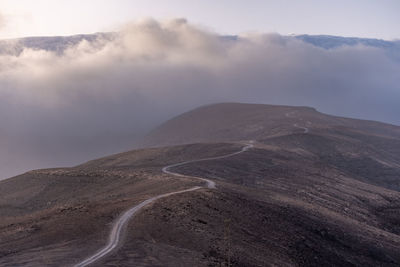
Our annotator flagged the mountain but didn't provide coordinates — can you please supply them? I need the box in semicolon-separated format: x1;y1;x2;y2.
142;103;400;191
294;34;400;61
1;103;400;266
141;103;400;146
295;34;399;50
1;33;399;57
0;33;113;55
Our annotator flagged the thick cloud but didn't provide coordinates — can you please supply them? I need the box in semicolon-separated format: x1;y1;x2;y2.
0;18;399;179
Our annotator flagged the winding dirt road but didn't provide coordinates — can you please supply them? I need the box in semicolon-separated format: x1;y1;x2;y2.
74;142;253;267
285;111;310;133
293;123;309;133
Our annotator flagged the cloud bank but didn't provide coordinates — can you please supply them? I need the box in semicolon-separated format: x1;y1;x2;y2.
0;18;399;178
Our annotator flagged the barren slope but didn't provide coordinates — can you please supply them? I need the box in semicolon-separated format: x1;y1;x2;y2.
141;103;400;147
1;103;400;266
142;103;400;191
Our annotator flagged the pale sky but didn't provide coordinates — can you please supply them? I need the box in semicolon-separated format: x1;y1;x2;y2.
0;0;399;39
0;0;399;40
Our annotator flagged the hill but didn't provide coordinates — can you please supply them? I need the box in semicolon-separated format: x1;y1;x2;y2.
141;103;400;146
142;103;400;191
1;103;400;266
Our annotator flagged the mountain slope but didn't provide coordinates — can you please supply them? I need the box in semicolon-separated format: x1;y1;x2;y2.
1;33;398;57
0;33;113;55
141;103;400;147
1;103;400;266
1;141;400;266
141;103;400;192
295;34;400;61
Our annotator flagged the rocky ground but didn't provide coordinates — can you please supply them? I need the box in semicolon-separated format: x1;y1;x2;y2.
1;103;400;266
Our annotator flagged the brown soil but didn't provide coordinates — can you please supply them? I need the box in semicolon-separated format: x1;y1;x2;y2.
1;103;400;266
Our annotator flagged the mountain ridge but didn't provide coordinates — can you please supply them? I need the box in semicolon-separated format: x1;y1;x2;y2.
1;32;399;56
140;102;400;148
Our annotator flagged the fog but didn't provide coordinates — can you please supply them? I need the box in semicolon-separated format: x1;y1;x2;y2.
1;18;399;179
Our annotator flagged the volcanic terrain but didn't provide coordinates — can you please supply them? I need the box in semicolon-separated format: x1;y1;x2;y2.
1;103;400;266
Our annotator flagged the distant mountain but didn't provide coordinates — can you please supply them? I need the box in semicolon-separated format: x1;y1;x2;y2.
295;34;399;49
0;33;114;55
1;32;399;57
294;34;400;61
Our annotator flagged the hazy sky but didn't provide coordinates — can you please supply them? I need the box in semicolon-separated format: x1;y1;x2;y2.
0;0;399;39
